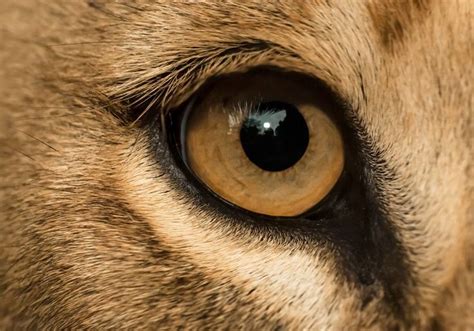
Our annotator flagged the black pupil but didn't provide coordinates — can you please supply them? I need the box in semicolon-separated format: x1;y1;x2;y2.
240;101;309;172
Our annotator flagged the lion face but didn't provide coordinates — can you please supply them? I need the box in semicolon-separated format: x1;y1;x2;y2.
0;1;472;329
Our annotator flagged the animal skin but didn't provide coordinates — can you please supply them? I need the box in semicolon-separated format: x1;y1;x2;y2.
0;0;472;329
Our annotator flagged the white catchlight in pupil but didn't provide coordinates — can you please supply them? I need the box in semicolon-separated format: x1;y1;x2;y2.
248;110;287;134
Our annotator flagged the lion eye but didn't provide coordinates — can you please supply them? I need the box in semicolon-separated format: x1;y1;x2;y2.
169;71;344;217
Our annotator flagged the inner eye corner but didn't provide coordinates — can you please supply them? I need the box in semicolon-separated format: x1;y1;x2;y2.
164;68;349;219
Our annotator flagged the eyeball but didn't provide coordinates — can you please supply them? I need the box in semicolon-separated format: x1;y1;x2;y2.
172;71;344;217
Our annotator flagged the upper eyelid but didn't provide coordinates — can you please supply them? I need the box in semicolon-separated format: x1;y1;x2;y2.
105;34;367;152
129;57;369;159
113;40;280;122
53;2;371;127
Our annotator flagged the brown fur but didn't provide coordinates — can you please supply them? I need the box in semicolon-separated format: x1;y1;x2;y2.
367;0;432;52
0;0;472;329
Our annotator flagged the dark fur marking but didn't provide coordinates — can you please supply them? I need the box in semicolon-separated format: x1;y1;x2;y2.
367;0;432;52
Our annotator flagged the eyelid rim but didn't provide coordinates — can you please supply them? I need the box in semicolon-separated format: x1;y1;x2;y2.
165;68;351;221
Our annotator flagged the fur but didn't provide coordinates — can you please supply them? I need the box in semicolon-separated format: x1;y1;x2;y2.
0;0;472;329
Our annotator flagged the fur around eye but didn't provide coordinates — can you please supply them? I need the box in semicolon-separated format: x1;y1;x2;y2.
2;1;471;329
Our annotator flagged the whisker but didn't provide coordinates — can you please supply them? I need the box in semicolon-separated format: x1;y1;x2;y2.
17;130;58;152
47;41;118;47
131;97;159;126
3;145;36;162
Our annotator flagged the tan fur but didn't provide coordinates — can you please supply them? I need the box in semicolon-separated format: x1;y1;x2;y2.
0;0;472;329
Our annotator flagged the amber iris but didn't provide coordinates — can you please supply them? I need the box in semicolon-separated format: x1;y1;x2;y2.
179;71;344;217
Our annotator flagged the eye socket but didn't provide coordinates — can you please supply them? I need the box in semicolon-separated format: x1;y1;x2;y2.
170;71;344;217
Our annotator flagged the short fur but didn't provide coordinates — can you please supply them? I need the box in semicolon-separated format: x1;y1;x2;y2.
0;0;472;329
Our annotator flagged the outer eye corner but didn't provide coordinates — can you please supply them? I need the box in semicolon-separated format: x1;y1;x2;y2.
167;69;345;219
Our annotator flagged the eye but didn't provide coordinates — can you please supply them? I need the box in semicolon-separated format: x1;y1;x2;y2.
168;71;344;217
